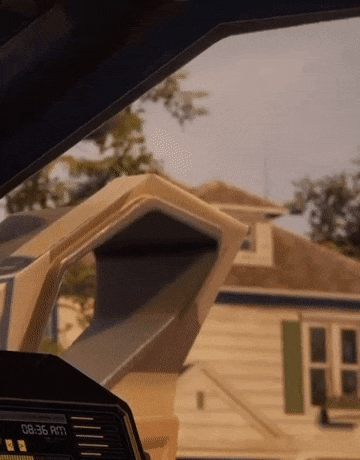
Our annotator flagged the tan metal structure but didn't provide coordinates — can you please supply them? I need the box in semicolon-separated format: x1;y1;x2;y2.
0;173;247;460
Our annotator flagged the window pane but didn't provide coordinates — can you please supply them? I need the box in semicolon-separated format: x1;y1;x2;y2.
310;327;326;362
240;239;251;250
310;368;326;406
342;370;358;396
342;329;357;364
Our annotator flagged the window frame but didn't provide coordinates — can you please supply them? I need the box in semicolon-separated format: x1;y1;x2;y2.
233;222;273;267
302;318;360;412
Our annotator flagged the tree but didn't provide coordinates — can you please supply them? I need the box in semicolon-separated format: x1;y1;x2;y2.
5;166;70;214
286;155;360;259
5;69;209;210
4;69;209;350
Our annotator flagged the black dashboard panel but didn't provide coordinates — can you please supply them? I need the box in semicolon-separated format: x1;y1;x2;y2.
0;352;145;460
0;402;137;460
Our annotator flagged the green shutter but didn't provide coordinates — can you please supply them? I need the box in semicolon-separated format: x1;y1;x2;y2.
282;320;304;413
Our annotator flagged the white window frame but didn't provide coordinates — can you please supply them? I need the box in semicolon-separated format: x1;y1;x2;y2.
233;222;273;267
302;318;360;413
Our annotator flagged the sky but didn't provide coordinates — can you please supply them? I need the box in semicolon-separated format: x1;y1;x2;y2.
3;16;360;236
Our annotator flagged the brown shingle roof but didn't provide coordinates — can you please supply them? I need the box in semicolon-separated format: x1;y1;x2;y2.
3;175;360;297
190;179;286;212
225;225;360;295
156;174;286;214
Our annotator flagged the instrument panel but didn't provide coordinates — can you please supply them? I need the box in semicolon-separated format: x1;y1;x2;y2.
0;401;140;460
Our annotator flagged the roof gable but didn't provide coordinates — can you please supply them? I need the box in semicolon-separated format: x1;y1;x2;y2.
190;179;286;215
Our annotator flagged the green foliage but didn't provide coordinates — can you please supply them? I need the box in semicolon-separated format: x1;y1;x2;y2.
6;167;69;213
40;337;63;355
288;154;360;259
139;69;209;127
59;264;96;306
5;69;209;212
53;263;96;336
36;264;96;352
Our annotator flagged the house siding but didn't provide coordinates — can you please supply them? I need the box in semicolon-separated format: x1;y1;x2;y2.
175;304;360;459
175;305;297;455
182;304;294;410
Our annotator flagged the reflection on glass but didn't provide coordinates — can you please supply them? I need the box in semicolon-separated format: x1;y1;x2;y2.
341;330;357;364
311;368;326;406
310;327;326;363
342;370;357;396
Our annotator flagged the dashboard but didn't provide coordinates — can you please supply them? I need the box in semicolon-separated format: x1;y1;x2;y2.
0;352;145;460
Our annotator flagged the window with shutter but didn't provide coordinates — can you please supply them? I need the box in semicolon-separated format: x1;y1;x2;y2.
303;321;360;408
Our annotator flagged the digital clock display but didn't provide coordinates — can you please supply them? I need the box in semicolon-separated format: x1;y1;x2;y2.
0;403;135;460
20;425;67;437
0;410;69;457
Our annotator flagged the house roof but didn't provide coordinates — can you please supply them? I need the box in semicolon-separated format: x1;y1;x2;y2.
155;174;287;218
3;174;360;299
225;224;360;296
190;179;286;213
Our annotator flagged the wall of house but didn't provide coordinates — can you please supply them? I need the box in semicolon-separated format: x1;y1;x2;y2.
175;304;360;460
